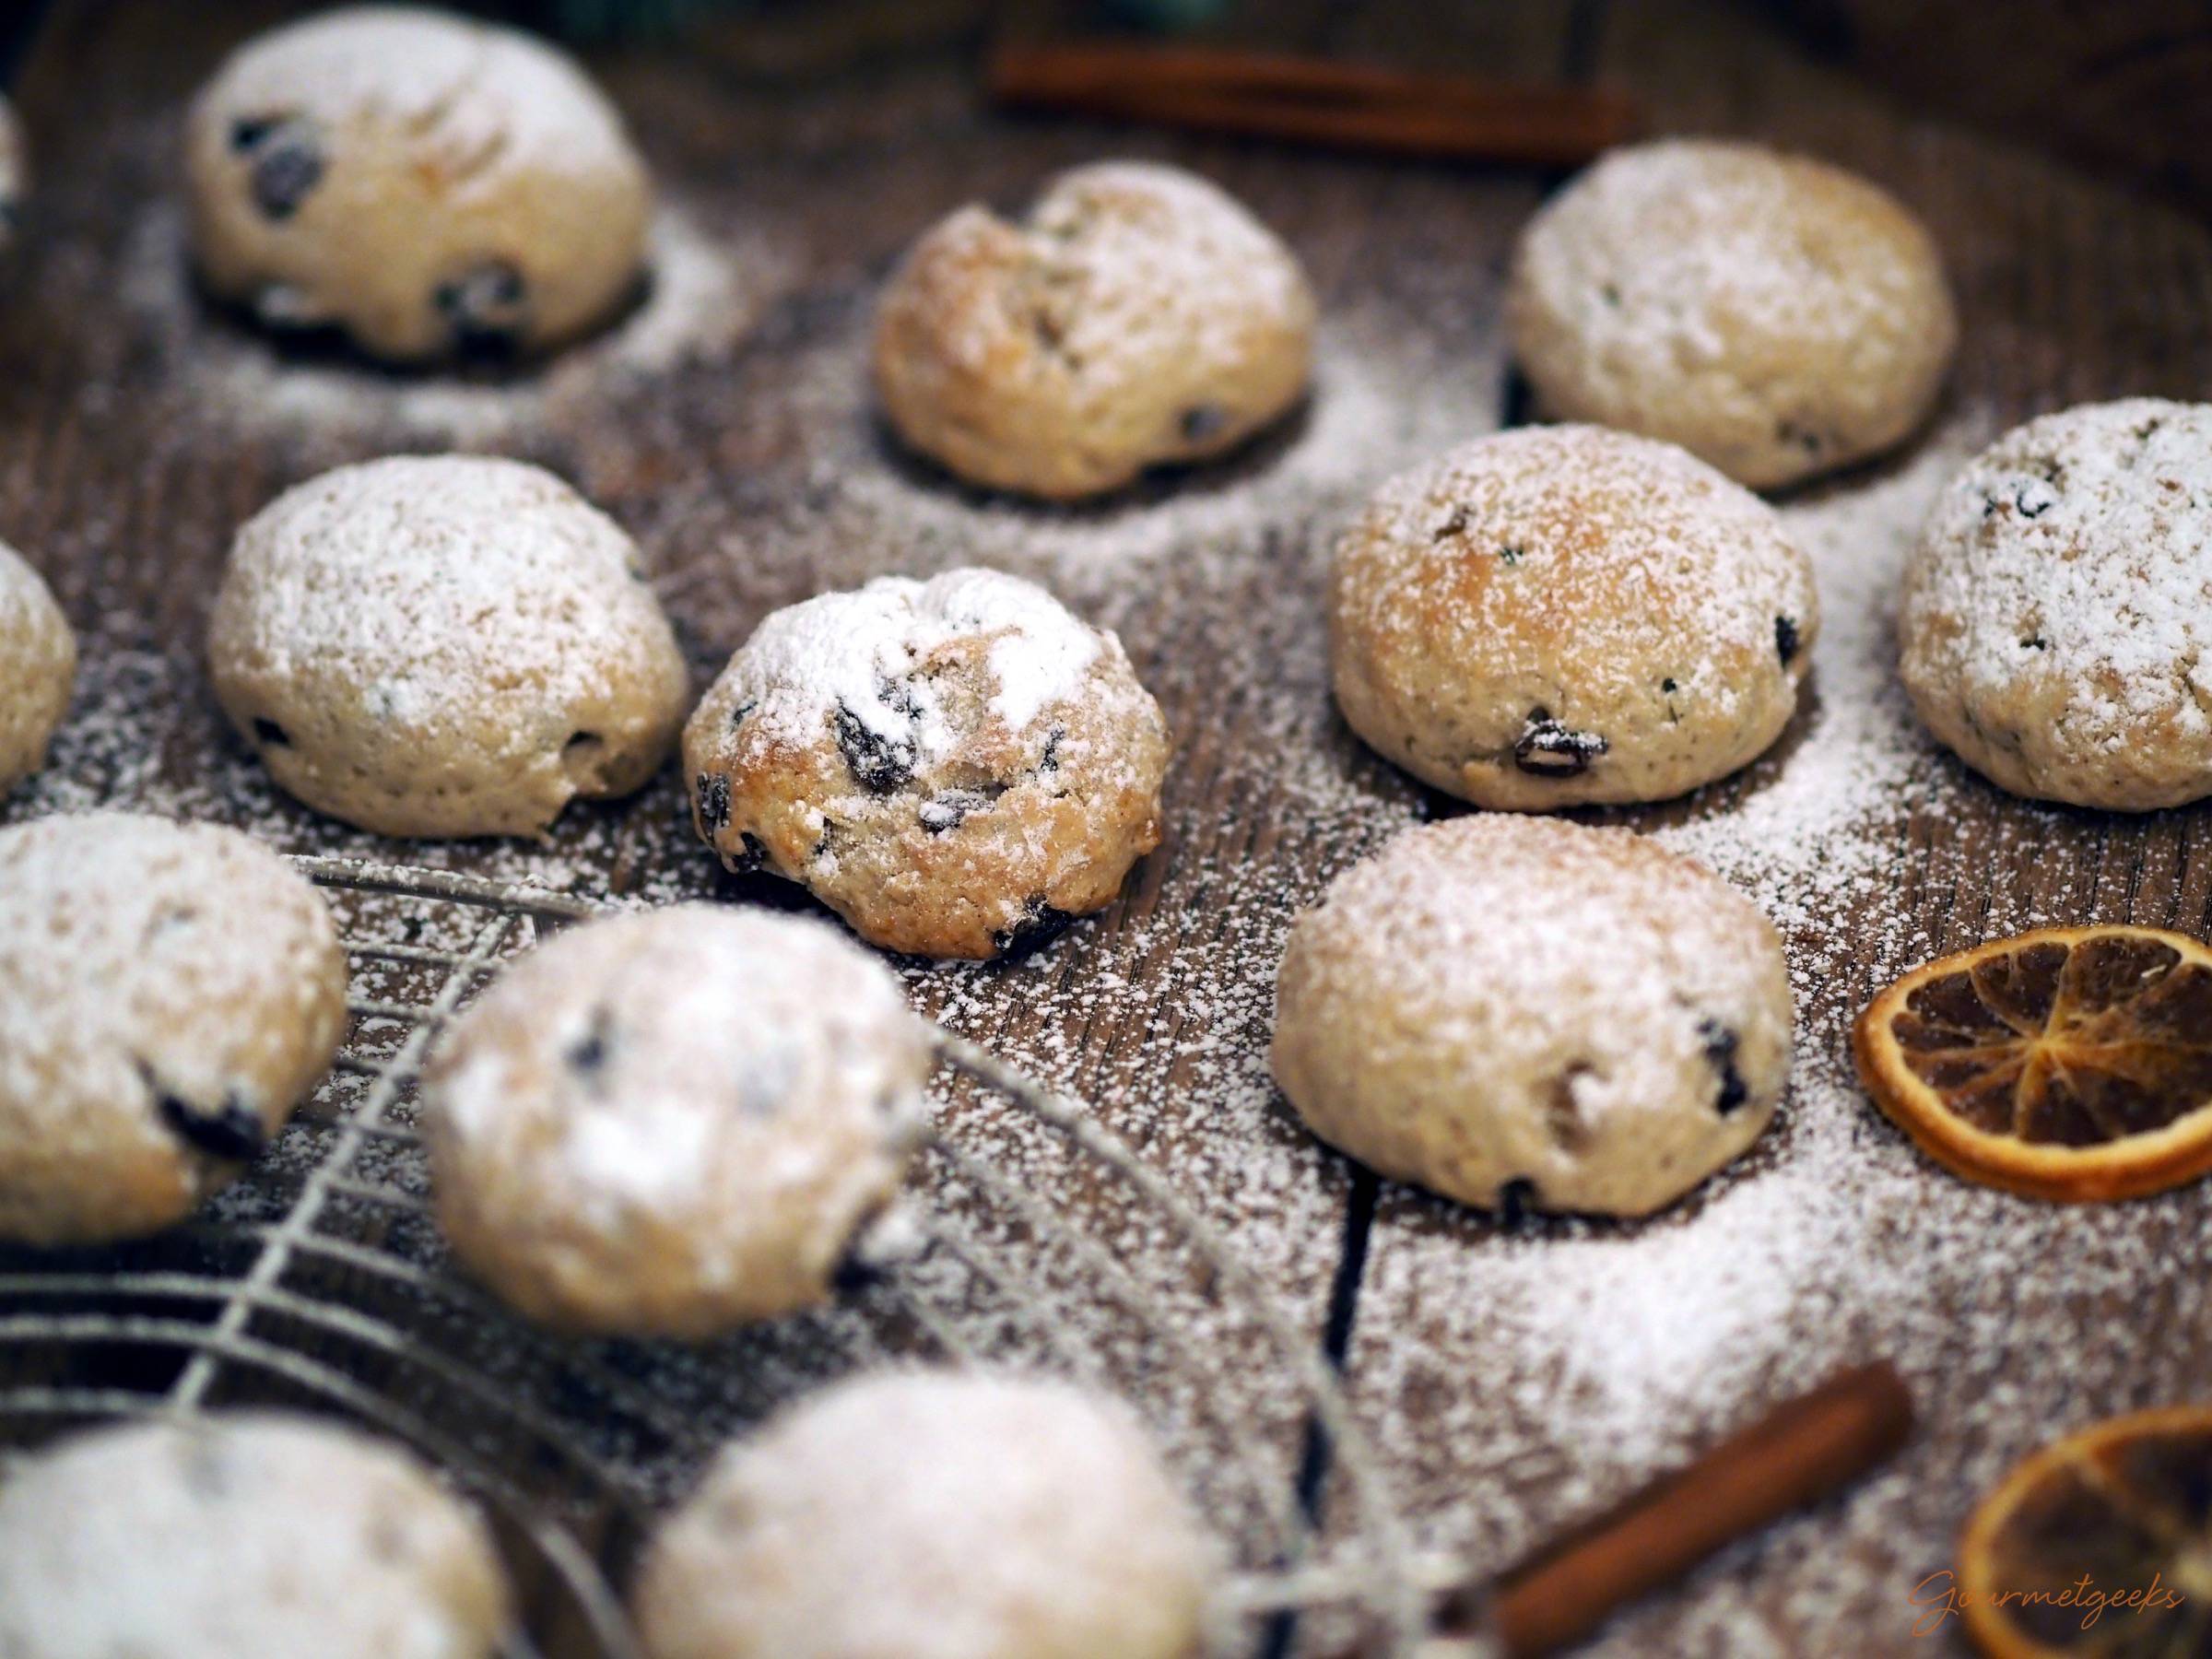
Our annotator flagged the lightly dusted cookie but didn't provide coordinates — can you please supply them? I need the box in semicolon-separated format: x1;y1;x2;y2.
183;5;652;362
423;905;931;1336
875;159;1315;500
632;1370;1214;1659
1900;398;2212;811
208;454;688;840
1331;423;1818;809
1272;815;1792;1218
1507;137;1957;489
0;537;75;795
684;568;1168;960
0;813;346;1244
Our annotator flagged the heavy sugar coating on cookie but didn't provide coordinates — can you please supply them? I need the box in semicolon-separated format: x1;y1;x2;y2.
207;454;688;839
0;539;74;797
0;1412;510;1659
1331;424;1818;809
183;6;652;362
685;568;1169;959
1507;138;1957;489
1272;814;1793;1218
0;812;346;1243
874;159;1316;499
423;905;931;1335
632;1371;1214;1659
1900;398;2212;811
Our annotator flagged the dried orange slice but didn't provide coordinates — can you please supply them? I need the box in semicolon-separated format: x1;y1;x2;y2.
1958;1406;2212;1656
1853;925;2212;1202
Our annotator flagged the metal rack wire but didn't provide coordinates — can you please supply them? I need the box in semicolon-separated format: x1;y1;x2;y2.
0;858;1439;1656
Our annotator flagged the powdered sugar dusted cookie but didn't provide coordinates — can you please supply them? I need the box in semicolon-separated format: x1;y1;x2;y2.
0;538;74;796
684;569;1169;960
184;6;652;362
1273;816;1792;1218
423;905;930;1335
0;1412;510;1659
1508;138;1957;489
1331;424;1818;809
208;454;688;840
875;159;1315;500
633;1371;1213;1659
0;813;346;1245
1900;399;2212;810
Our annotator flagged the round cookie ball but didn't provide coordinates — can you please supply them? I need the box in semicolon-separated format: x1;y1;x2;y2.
684;568;1169;960
1331;424;1818;809
208;454;688;840
0;813;346;1245
423;904;931;1335
633;1371;1214;1659
183;6;652;363
1272;815;1792;1218
1507;138;1958;489
0;1411;510;1659
0;538;75;795
874;159;1316;500
1900;399;2212;810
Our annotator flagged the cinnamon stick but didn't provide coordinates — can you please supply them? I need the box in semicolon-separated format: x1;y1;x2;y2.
1485;1361;1915;1656
985;42;1640;168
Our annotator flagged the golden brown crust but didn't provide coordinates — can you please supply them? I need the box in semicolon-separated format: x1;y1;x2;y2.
0;541;75;798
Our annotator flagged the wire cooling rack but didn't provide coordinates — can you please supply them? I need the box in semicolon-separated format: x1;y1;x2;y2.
0;858;1441;1657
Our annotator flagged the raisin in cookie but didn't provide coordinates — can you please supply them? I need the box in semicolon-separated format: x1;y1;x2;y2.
874;159;1315;500
1332;424;1818;809
0;538;74;796
685;569;1168;960
634;1371;1213;1659
183;6;651;362
208;454;688;840
1900;399;2212;810
0;813;346;1245
0;1412;510;1659
423;905;930;1335
1508;138;1957;489
1273;815;1792;1218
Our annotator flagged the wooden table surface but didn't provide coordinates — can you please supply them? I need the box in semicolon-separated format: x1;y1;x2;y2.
4;1;2210;1653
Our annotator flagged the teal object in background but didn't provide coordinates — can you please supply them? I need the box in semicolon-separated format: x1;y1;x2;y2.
1108;0;1234;28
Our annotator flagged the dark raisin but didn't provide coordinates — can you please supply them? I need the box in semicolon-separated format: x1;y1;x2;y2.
920;789;994;834
1599;283;1621;306
1039;724;1065;772
1661;677;1678;694
1178;404;1228;443
1776;419;1821;453
251;717;290;747
153;1083;265;1162
433;261;530;355
1699;1018;1748;1114
734;832;770;873
1512;708;1606;777
1498;544;1524;566
729;698;758;729
992;899;1076;959
244;120;324;221
1431;506;1470;542
832;701;915;794
565;1008;613;1080
2021;636;2049;652
1497;1177;1537;1225
694;772;731;836
1775;616;1802;665
2015;481;2056;519
229;116;278;152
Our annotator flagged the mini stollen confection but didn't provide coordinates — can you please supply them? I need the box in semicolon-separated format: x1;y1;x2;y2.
1331;423;1818;809
422;904;932;1335
1899;398;2212;811
684;568;1169;959
632;1370;1215;1659
1272;814;1793;1218
207;454;688;840
1507;137;1957;489
0;812;347;1245
0;1412;511;1659
183;5;652;361
0;536;74;795
875;159;1315;499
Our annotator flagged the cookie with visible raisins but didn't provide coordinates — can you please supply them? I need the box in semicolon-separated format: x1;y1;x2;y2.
0;538;74;797
0;1412;510;1658
683;569;1169;960
182;6;651;363
207;455;688;840
1272;816;1792;1218
423;905;930;1335
875;159;1315;500
1331;424;1818;809
0;813;346;1244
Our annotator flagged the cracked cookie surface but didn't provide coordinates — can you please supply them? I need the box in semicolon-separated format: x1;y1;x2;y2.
684;569;1169;959
0;812;346;1244
1331;423;1818;809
